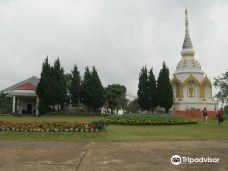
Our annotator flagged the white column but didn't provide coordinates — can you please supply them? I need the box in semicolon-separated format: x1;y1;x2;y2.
36;97;39;117
12;96;16;114
69;97;72;107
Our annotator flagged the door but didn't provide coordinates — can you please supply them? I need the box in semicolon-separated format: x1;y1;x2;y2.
27;104;33;114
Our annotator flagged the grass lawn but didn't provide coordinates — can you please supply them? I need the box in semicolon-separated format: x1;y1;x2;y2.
0;115;227;141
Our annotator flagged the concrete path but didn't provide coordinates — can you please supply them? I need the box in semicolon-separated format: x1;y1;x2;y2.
0;140;227;171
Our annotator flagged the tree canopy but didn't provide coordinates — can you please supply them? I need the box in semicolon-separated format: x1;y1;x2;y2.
104;84;127;114
90;66;104;111
36;57;175;115
148;68;157;111
70;65;81;106
36;57;67;114
137;66;150;111
126;98;140;113
52;58;67;107
214;70;228;104
80;67;92;110
157;62;173;113
36;57;51;113
81;66;104;112
0;93;12;114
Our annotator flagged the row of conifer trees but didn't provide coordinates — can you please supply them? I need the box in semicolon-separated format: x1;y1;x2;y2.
36;57;104;114
137;62;173;113
37;57;174;114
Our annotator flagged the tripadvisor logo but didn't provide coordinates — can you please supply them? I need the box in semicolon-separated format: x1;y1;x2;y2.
171;155;220;165
171;155;182;165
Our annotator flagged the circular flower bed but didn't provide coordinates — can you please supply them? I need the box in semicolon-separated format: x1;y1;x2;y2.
0;121;106;132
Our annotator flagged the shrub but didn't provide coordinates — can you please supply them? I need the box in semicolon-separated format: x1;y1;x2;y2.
91;121;107;130
224;105;228;115
0;93;12;114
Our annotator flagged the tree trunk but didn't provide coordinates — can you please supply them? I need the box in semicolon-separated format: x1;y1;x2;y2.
77;99;80;107
52;105;55;114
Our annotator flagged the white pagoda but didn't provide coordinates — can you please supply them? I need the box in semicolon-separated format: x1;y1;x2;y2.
171;9;217;116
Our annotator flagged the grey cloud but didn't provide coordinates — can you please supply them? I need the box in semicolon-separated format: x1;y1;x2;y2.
0;0;227;95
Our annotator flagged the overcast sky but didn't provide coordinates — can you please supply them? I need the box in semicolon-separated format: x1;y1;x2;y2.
0;0;227;96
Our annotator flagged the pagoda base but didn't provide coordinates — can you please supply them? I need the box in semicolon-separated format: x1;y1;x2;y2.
175;110;217;118
173;100;218;118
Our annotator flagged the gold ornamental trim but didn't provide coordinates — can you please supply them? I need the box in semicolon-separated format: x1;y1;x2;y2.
171;74;211;87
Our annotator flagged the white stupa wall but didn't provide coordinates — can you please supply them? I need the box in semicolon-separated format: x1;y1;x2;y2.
171;9;218;115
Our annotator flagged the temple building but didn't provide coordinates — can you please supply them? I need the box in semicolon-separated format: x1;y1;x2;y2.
171;9;217;117
1;76;39;116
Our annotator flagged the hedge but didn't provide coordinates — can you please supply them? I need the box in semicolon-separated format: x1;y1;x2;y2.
100;114;198;125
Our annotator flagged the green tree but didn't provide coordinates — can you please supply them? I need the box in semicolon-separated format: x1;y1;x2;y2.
48;66;55;108
90;66;104;112
0;93;12;114
137;66;150;111
224;105;228;115
37;99;48;115
148;68;157;112
70;65;81;106
52;58;67;110
214;70;228;104
157;62;173;113
104;84;127;114
37;57;67;114
64;73;72;106
81;67;92;111
36;56;51;114
126;98;140;113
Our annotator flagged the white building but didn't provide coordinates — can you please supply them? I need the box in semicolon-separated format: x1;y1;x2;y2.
171;9;217;117
1;76;39;116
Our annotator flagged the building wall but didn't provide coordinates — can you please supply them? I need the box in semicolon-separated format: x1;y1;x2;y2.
16;97;37;114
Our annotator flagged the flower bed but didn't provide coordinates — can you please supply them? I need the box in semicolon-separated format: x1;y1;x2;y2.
100;114;198;126
0;121;106;132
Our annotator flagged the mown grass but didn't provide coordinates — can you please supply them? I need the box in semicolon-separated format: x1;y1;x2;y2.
0;115;227;141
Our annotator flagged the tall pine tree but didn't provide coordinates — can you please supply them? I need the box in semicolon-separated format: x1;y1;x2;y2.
64;73;72;106
52;58;67;110
137;66;150;111
81;66;104;112
36;56;51;114
90;66;104;111
148;68;157;112
157;62;173;113
70;65;81;106
81;67;92;111
37;57;67;114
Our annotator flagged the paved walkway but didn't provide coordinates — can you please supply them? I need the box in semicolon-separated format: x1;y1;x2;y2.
0;140;227;171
